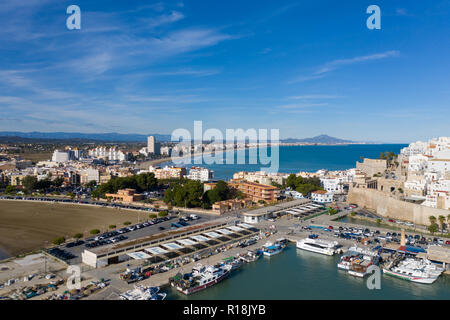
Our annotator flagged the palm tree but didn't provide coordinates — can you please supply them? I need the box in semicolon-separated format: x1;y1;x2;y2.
438;215;445;235
429;215;437;226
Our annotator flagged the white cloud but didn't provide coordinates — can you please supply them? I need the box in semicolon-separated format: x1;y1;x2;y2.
315;51;400;75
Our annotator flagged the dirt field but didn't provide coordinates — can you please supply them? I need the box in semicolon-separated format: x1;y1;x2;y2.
0;200;143;257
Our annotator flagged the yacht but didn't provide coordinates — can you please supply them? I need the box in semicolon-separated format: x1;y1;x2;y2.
170;264;232;295
383;258;443;284
296;237;339;256
119;285;166;300
262;241;284;257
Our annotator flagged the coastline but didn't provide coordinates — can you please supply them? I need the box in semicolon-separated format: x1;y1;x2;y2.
0;247;11;261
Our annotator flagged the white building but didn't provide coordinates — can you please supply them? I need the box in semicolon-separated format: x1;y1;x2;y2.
89;147;127;162
311;190;333;203
186;167;214;182
52;150;72;162
83;168;100;184
428;149;450;175
320;177;344;194
407;154;429;173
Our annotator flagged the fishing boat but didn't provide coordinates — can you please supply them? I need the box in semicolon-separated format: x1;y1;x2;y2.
296;237;339;256
383;258;443;284
169;263;232;295
338;246;381;276
262;241;284;256
238;250;262;263
119;285;166;300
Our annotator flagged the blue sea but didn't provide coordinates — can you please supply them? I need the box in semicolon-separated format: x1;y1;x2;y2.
165;144;407;180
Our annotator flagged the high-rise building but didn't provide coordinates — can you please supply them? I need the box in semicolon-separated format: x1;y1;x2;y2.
147;136;161;155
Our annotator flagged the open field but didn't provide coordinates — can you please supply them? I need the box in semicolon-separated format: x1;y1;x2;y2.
19;152;52;163
0;200;143;258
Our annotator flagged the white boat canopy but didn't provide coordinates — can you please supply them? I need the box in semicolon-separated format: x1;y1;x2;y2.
190;235;210;242
237;223;254;229
227;226;245;232
203;232;222;238
216;228;233;235
176;239;197;246
145;247;169;255
127;251;152;260
161;242;184;250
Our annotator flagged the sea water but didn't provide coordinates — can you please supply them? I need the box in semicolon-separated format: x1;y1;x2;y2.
166;245;450;300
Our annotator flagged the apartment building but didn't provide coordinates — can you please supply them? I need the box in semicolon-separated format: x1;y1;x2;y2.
149;165;186;179
231;181;280;203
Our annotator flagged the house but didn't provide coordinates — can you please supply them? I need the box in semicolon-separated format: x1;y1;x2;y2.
311;190;333;203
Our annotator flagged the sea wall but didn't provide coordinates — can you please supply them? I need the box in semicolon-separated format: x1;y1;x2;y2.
347;188;448;226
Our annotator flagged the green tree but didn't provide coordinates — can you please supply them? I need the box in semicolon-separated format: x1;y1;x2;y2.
73;233;83;239
124;221;131;226
5;185;16;194
90;229;100;235
22;176;37;191
149;213;157;219
429;215;437;226
52;237;65;245
158;210;168;217
438;215;445;234
67;192;75;200
109;225;116;229
428;223;438;235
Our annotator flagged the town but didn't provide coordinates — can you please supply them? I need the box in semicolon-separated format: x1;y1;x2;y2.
0;136;449;300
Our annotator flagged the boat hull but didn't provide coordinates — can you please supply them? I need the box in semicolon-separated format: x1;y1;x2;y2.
296;243;334;256
174;270;230;295
383;269;437;284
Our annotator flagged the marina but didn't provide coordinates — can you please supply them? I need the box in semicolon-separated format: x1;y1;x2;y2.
165;243;450;300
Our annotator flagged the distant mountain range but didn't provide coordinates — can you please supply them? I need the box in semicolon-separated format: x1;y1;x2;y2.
280;134;355;144
0;132;369;144
0;131;171;142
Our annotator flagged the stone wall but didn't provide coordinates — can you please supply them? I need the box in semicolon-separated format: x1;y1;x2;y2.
348;187;448;226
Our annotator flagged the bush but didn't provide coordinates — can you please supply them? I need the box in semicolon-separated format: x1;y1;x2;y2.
52;237;65;245
158;210;168;217
350;212;356;217
5;185;16;194
376;219;381;225
90;229;100;235
109;225;116;229
124;221;131;226
149;213;157;219
73;233;83;239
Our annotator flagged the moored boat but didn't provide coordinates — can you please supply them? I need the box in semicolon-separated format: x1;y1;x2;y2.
119;285;166;300
296;237;339;256
383;258;443;284
169;264;232;295
262;241;284;257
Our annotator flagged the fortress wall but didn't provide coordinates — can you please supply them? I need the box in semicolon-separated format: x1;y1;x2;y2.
348;188;447;226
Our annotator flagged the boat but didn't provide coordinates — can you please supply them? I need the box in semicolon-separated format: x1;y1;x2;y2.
262;241;284;256
238;250;262;263
119;285;166;300
338;246;381;276
383;258;443;284
296;237;339;256
169;263;232;295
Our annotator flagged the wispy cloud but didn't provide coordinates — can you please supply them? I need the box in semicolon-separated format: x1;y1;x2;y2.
315;50;400;75
287;94;343;100
144;11;184;27
277;103;328;109
288;50;400;84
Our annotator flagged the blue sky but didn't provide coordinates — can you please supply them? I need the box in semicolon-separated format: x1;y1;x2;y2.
0;0;449;143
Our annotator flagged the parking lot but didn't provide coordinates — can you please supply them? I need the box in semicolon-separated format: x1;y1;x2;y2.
51;212;218;264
